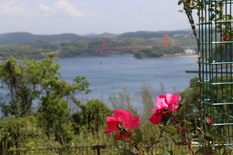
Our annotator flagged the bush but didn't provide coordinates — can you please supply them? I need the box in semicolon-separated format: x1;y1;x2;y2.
72;99;112;135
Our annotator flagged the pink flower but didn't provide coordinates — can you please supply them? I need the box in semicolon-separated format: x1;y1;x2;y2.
149;93;180;124
206;117;211;124
104;109;140;140
222;35;226;41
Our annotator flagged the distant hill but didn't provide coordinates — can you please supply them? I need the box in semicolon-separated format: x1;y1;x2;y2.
0;32;86;45
85;33;117;39
116;30;191;39
0;29;193;45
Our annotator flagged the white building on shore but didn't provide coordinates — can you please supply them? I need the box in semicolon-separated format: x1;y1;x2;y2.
184;48;196;55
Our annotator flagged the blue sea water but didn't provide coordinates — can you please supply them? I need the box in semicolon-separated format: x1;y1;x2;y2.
57;54;198;108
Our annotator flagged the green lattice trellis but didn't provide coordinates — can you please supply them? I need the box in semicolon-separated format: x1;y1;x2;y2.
199;0;233;145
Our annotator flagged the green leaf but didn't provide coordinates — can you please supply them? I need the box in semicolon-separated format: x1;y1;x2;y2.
187;133;195;141
214;134;226;141
210;14;215;21
123;149;135;155
163;150;173;155
182;119;191;125
209;128;217;135
178;0;182;5
204;135;213;141
215;145;225;150
208;8;214;12
196;148;219;155
223;149;232;155
160;125;177;133
195;150;208;155
161;115;171;125
216;45;225;54
134;128;143;142
165;118;171;126
48;52;57;58
149;137;156;144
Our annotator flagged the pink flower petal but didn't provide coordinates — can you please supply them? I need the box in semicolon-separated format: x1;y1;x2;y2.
155;96;168;110
114;109;131;128
105;109;140;136
165;93;173;104
149;110;163;124
172;104;179;111
164;93;180;111
159;94;166;98
126;115;140;129
104;116;119;134
166;93;180;105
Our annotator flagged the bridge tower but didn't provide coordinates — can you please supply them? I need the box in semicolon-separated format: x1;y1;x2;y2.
101;38;109;56
163;35;169;47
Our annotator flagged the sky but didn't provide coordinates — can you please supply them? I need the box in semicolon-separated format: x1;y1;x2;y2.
0;0;194;35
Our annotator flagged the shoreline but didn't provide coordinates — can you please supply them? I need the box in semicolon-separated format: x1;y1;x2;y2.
0;54;199;61
162;54;198;58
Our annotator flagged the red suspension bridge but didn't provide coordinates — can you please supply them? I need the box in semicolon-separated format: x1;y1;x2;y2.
95;35;169;56
97;38;152;56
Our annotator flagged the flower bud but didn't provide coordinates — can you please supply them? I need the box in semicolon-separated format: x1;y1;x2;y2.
206;117;211;124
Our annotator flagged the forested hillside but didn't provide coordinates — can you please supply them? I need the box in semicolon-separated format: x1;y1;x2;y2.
0;30;196;59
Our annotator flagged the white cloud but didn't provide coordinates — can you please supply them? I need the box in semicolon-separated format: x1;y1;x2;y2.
39;0;90;18
0;0;32;17
81;2;89;6
39;4;51;12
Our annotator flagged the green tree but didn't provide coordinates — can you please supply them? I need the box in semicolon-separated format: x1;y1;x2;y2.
140;81;154;119
0;53;91;144
109;89;137;116
0;53;90;117
72;99;112;135
0;116;49;152
134;46;184;58
180;77;200;120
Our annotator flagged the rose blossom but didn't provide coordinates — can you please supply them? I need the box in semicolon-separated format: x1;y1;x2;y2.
104;109;140;140
149;93;180;124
